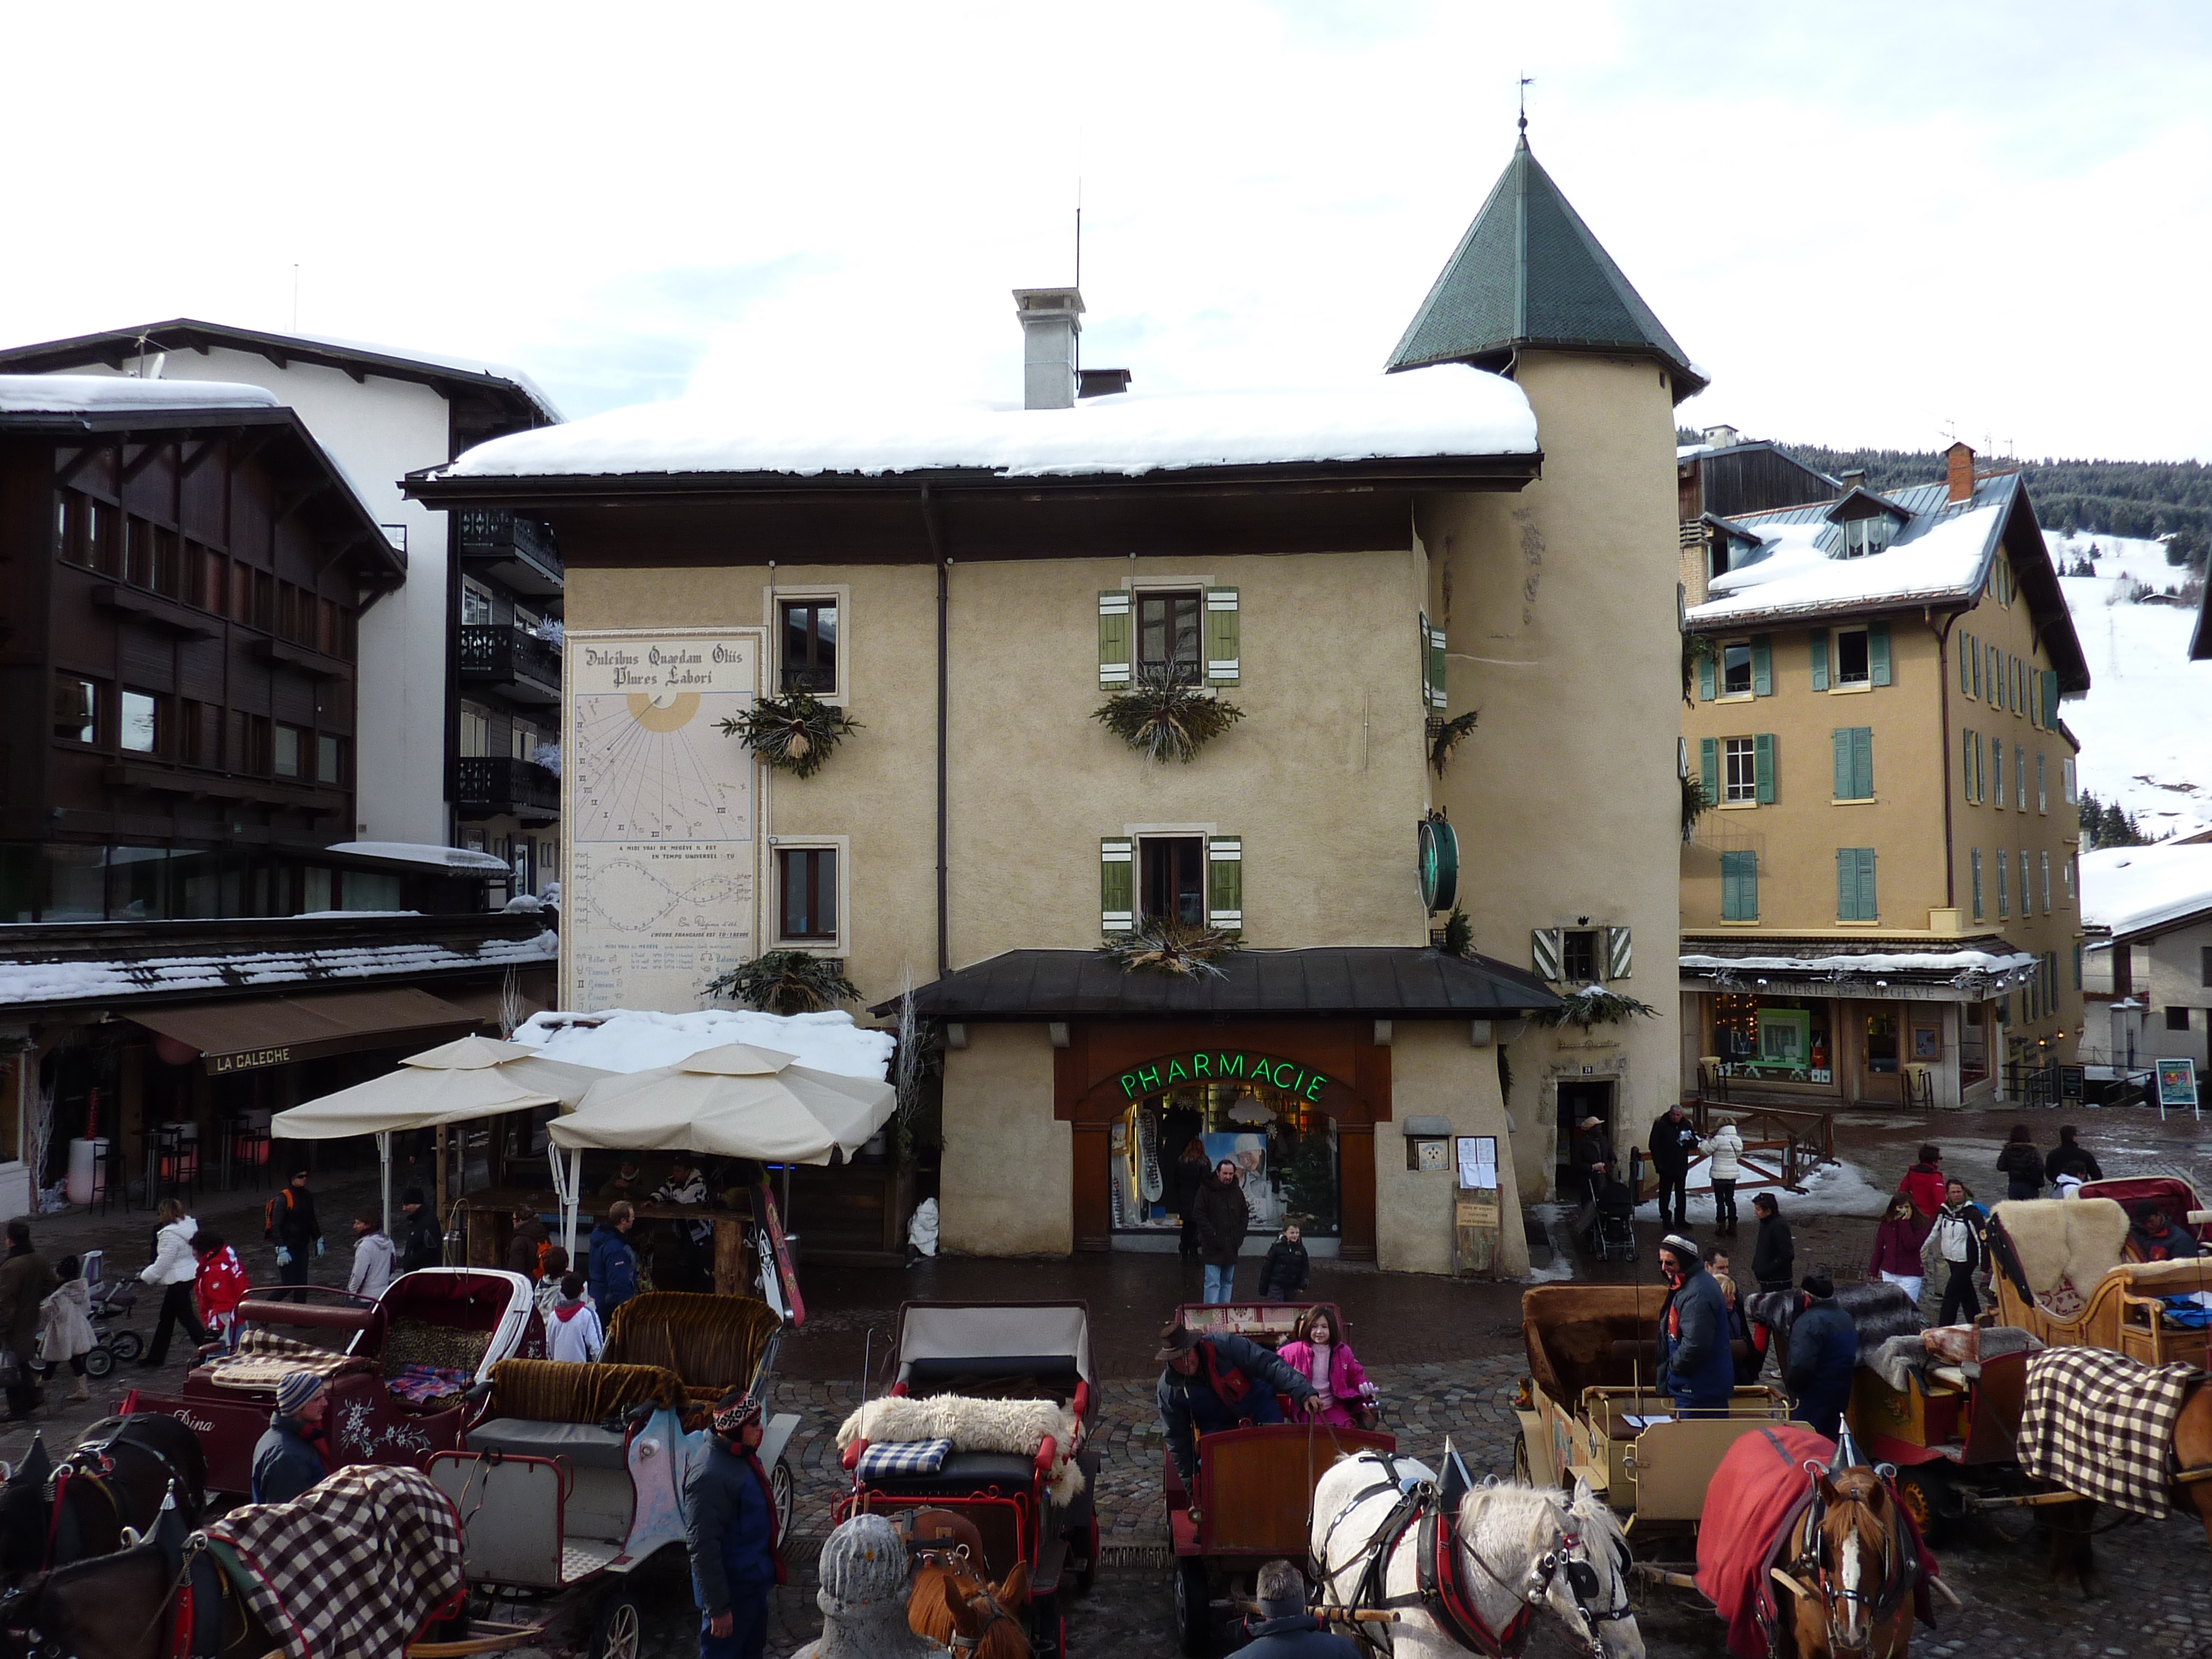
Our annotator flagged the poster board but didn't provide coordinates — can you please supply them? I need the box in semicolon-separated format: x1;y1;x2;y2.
1453;1134;1501;1278
562;629;761;1011
2157;1059;2200;1117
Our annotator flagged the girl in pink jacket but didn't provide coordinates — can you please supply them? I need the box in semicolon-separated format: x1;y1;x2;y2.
1275;1307;1376;1429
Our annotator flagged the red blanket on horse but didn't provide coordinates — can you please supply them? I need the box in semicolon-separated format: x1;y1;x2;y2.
1695;1426;1940;1658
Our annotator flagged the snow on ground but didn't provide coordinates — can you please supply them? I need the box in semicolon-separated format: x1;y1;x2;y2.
512;1007;894;1079
1633;1157;1893;1225
2048;529;2212;840
1521;1204;1579;1282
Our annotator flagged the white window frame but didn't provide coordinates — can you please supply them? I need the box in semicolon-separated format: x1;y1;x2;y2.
1832;626;1872;687
1718;637;1755;699
765;583;851;705
461;578;496;627
2037;752;2047;813
1722;736;1758;805
2062;756;2078;805
766;833;850;954
1839;517;1890;558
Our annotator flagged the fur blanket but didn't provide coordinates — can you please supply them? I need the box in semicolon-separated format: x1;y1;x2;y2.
837;1395;1084;1504
1744;1280;1922;1366
1991;1198;2129;1316
1866;1324;2046;1393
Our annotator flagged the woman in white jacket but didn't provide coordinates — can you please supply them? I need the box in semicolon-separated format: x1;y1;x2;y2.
139;1199;213;1368
1701;1120;1746;1236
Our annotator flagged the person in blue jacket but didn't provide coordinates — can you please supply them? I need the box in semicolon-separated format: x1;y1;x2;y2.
251;1370;330;1504
685;1390;784;1659
1655;1233;1734;1418
587;1201;640;1321
1157;1320;1316;1520
1784;1273;1860;1439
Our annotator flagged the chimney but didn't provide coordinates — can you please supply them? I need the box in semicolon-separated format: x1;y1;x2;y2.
1013;287;1084;410
1946;441;1976;504
1840;468;1866;494
1701;424;1739;451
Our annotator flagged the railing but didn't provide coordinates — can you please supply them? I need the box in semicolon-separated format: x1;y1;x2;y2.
457;623;561;693
455;756;559;817
457;509;562;584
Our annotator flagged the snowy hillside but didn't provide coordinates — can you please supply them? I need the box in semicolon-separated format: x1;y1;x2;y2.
2047;530;2212;840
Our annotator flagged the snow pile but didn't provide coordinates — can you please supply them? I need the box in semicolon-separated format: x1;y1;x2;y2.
327;840;513;873
1680;948;2038;976
1691;503;2002;623
0;374;278;413
512;1007;894;1080
435;364;1538;482
2080;844;2212;937
1634;1159;1891;1224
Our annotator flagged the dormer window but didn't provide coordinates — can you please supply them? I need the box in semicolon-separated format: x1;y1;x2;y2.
1840;517;1891;558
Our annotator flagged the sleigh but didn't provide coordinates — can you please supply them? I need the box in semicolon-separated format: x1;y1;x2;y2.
1986;1183;2212;1369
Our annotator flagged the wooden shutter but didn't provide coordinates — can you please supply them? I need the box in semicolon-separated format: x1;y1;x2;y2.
2037;752;2047;812
1750;634;1773;697
1697;649;1715;702
1428;622;1449;711
2063;756;2077;803
1996;850;2009;917
1852;727;1873;799
1754;733;1775;804
1855;849;1877;920
1418;612;1433;708
1098;592;1131;688
1809;629;1829;691
1971;850;1983;920
1205;589;1240;686
1835;729;1854;801
1606;926;1632;980
1700;737;1719;806
1868;622;1892;686
1961;730;1973;800
1207;836;1242;931
2042;669;2059;728
1531;928;1561;981
1958;634;1971;695
1721;851;1757;922
1100;837;1133;932
1836;850;1855;920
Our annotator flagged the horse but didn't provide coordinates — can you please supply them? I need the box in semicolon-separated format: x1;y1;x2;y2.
0;1418;209;1584
1769;1464;1918;1658
2040;1376;2212;1598
898;1507;1033;1659
0;1517;276;1659
1311;1453;1643;1658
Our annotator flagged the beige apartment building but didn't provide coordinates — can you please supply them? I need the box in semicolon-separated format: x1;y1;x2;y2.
1680;444;2089;1108
413;132;1697;1272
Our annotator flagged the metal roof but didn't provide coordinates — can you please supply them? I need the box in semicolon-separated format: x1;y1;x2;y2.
1387;132;1704;397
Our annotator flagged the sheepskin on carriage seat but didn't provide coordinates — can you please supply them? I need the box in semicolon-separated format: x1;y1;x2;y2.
836;1395;1085;1505
1993;1198;2129;1313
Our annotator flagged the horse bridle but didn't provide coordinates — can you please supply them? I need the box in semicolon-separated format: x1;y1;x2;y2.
1527;1521;1635;1654
1792;1477;1911;1655
913;1543;1018;1655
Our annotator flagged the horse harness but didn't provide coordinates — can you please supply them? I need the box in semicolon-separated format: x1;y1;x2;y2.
1783;1473;1917;1655
908;1541;1019;1654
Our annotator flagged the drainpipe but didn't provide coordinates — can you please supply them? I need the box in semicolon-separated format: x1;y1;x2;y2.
1932;608;1958;910
920;489;950;976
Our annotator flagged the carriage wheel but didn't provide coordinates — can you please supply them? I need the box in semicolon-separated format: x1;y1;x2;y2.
1513;1436;1530;1484
1029;1595;1066;1659
1173;1558;1212;1657
1892;1467;1949;1546
84;1347;115;1380
771;1458;795;1541
589;1586;642;1659
110;1332;144;1364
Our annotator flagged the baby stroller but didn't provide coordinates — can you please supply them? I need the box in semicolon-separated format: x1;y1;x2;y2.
1590;1176;1638;1262
79;1250;145;1375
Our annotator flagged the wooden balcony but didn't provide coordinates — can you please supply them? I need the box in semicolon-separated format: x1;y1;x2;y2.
458;623;560;705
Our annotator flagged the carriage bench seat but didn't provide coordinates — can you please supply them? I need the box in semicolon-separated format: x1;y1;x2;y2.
858;1451;1039;1493
902;1356;1084;1401
465;1417;632;1472
1928;1365;1972;1392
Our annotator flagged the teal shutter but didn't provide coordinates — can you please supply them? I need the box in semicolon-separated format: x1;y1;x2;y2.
1958;634;1970;695
1961;729;1973;799
1098;592;1131;688
1868;622;1892;686
1606;927;1632;980
1697;649;1715;702
1207;836;1242;931
1700;737;1719;806
2042;668;2059;727
1810;629;1830;691
1754;733;1775;804
1996;850;2009;917
1750;634;1773;697
1101;837;1133;931
1428;622;1449;711
1835;729;1854;801
1205;589;1240;686
1971;849;1983;920
1418;612;1433;709
1531;928;1562;981
1857;849;1877;919
1721;850;1758;921
1837;850;1855;920
1852;727;1873;799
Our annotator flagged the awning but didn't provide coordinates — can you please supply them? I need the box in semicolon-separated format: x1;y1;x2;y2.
130;987;487;1075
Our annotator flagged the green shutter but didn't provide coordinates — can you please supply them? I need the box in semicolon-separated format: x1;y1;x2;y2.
1098;592;1131;688
1810;629;1830;691
1750;634;1773;697
1531;928;1561;980
1418;612;1433;709
1958;634;1971;695
1700;737;1719;806
1428;622;1449;711
1868;622;1892;686
1101;837;1133;932
1721;850;1758;922
1754;732;1775;804
1835;728;1854;801
1697;649;1715;702
1857;849;1877;919
1837;850;1855;920
2042;668;2059;728
1853;727;1874;799
1205;589;1240;686
1606;926;1632;980
1971;849;1983;920
1962;729;1973;799
1207;836;1242;931
1996;850;2009;917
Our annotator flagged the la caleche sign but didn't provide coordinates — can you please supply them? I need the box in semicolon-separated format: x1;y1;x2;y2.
1118;1051;1330;1104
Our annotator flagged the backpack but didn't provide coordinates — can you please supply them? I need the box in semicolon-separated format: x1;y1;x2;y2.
263;1189;295;1239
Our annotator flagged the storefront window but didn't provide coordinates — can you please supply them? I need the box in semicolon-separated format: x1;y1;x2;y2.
1959;1003;1989;1086
1711;993;1832;1084
1114;1079;1339;1239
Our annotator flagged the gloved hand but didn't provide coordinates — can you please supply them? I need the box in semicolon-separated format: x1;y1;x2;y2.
314;1238;326;1258
273;1246;292;1267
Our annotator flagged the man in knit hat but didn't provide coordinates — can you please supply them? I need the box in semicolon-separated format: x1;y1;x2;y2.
1240;1558;1357;1657
252;1370;330;1504
685;1389;784;1659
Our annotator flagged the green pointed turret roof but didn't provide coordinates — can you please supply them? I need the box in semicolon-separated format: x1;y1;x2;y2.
1387;129;1704;398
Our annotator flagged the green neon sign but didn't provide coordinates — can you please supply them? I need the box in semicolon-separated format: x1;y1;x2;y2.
1118;1051;1330;1104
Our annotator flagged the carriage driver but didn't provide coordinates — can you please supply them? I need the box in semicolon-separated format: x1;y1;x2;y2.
251;1370;330;1504
685;1389;786;1659
1654;1235;1735;1419
1158;1319;1318;1521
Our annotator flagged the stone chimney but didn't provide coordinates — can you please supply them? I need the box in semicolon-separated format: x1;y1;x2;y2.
1701;424;1739;451
1840;468;1866;493
1946;441;1976;504
1013;287;1084;410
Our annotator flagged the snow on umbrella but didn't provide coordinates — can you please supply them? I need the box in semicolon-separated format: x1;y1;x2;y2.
549;1041;897;1166
273;1034;610;1139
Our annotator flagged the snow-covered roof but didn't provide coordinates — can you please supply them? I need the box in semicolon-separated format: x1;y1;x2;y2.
2079;844;2212;939
326;840;513;874
1680;947;2039;976
0;374;278;414
430;365;1538;483
283;329;562;423
512;1008;894;1081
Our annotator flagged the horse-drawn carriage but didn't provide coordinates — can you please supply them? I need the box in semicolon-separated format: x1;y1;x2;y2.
833;1301;1102;1659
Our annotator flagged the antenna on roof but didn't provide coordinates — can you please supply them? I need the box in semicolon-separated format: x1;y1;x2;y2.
1518;75;1533;139
292;263;300;334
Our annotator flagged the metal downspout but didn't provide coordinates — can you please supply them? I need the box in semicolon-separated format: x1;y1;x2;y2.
1934;609;1959;910
921;489;950;976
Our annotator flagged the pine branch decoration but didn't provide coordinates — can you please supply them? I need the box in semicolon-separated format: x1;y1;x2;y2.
1098;916;1242;979
1093;669;1245;764
1428;710;1480;776
1537;985;1661;1029
718;687;862;779
705;949;861;1015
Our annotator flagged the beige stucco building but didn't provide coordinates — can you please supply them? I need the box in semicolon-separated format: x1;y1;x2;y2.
414;133;1697;1273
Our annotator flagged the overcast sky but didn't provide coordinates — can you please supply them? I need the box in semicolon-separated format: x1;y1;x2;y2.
7;2;2207;461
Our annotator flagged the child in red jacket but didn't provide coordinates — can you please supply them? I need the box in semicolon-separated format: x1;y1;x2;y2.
195;1232;250;1352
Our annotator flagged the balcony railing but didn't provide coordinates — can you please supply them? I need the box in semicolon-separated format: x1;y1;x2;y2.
456;756;560;822
458;623;561;703
457;509;563;594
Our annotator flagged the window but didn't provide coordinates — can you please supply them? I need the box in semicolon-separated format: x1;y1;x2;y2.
2200;945;2212;988
1969;634;1982;699
1840;517;1890;558
1986;645;2000;705
779;598;838;692
2063;857;2074;906
55;497;75;563
119;690;159;754
1136;592;1200;680
1992;740;2004;808
53;677;98;743
2017;754;2026;810
1561;928;1601;984
1835;629;1871;685
1723;737;1758;804
1832;727;1873;800
273;725;302;778
461;582;494;626
124;518;153;587
1720;850;1758;921
2063;756;2077;805
1720;640;1754;697
1971;848;1985;921
459;706;489;759
777;846;838;940
2037;753;2047;813
317;734;343;785
1836;848;1877;921
2019;846;2031;917
2167;1005;2192;1033
1866;1011;1899;1075
1996;850;2010;918
512;717;540;763
1139;836;1205;926
2040;850;2052;913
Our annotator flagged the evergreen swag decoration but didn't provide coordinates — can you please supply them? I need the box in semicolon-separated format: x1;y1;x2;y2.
1428;710;1480;777
1537;985;1661;1029
1098;917;1242;979
1438;905;1474;959
1093;669;1244;764
717;688;861;779
704;950;861;1015
1681;771;1709;843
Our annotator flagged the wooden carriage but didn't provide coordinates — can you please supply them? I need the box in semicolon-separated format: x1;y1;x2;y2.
1987;1183;2212;1369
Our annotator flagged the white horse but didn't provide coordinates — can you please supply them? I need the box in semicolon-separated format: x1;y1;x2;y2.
1310;1453;1644;1659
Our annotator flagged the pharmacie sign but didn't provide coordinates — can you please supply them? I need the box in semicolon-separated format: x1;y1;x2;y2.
1117;1051;1331;1104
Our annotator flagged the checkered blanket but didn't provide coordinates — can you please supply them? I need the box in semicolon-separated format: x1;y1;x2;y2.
857;1438;953;1478
204;1463;466;1659
209;1330;366;1392
2017;1347;2196;1518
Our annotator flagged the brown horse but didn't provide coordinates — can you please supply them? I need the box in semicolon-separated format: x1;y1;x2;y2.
0;1533;275;1659
897;1507;1033;1659
2045;1379;2212;1597
1771;1467;1918;1659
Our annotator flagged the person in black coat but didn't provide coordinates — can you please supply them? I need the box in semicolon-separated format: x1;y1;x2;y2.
1783;1273;1858;1439
1191;1160;1253;1304
2045;1126;2103;1185
1256;1222;1311;1302
397;1187;443;1272
1996;1126;2043;1202
266;1170;323;1287
1172;1141;1210;1261
1647;1104;1701;1230
1241;1559;1358;1659
1750;1193;1794;1292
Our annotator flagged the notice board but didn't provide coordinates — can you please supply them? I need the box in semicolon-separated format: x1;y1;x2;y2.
1453;1133;1501;1277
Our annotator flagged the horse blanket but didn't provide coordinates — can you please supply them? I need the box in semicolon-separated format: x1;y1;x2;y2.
202;1464;465;1659
1695;1426;1939;1659
2017;1346;2195;1518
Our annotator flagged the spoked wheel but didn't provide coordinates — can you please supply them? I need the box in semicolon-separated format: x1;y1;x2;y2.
110;1331;144;1364
771;1457;795;1541
1173;1557;1212;1657
1892;1466;1949;1546
1513;1435;1530;1484
589;1586;642;1659
84;1347;115;1380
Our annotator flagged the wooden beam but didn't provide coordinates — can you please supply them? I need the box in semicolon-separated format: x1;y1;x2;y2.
179;438;221;478
54;445;110;489
272;480;330;522
119;443;167;485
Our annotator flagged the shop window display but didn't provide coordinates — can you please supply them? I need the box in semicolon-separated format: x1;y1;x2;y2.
1711;993;1833;1084
1111;1079;1339;1241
